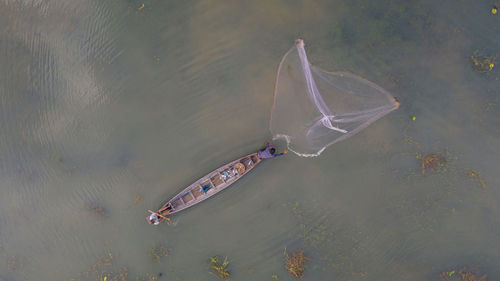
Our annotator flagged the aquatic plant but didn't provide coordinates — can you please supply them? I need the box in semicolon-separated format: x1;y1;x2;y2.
284;249;309;279
208;256;231;280
149;244;168;261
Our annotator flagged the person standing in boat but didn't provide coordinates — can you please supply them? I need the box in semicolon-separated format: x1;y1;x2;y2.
148;213;160;225
258;142;287;159
148;204;172;225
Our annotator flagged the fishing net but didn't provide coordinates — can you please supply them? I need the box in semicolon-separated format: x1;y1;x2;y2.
270;39;399;157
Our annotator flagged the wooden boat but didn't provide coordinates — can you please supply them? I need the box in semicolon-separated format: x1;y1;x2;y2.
147;152;261;224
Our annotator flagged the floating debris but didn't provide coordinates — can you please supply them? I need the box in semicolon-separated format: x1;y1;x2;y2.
284;250;309;279
149;244;168;262
138;3;145;11
470;53;497;72
272;274;280;280
208;256;231;280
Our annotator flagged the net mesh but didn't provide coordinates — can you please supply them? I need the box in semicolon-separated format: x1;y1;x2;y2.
270;39;399;157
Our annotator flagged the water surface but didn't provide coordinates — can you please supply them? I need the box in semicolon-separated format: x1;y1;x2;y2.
0;0;499;280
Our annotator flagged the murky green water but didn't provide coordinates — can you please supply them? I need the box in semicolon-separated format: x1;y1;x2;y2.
1;0;499;280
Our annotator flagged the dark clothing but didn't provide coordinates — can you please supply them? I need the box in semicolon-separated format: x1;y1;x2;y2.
201;184;211;193
258;143;285;159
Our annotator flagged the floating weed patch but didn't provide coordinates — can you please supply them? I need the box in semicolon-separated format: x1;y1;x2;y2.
440;268;489;281
471;53;496;73
208;256;231;280
418;153;446;175
458;269;488;281
285;249;309;279
149;244;168;262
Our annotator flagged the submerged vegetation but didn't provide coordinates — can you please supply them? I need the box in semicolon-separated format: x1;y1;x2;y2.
208;256;231;280
284;249;309;279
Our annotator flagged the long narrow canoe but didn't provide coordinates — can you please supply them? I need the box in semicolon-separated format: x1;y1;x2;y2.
148;153;261;223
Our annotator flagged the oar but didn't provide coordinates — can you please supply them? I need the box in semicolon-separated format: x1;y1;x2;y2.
148;209;171;222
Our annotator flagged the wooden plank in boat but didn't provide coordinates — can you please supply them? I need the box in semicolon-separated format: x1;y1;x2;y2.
174;198;184;207
192;186;203;198
182;193;194;203
211;174;224;187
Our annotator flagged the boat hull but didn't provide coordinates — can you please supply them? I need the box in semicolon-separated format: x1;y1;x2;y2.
155;153;261;217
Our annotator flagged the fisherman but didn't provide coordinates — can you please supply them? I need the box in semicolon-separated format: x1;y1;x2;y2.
148;213;160;225
258;142;287;159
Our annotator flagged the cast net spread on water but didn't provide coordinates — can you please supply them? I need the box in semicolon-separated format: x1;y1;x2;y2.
270;39;399;157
